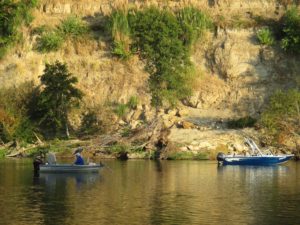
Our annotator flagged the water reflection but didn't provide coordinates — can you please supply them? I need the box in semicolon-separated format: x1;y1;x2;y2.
0;159;300;225
38;173;100;189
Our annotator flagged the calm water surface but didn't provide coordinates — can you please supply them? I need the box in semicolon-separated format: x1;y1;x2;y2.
0;159;300;225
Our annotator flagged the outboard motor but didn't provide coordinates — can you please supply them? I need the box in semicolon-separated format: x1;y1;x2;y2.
217;152;225;163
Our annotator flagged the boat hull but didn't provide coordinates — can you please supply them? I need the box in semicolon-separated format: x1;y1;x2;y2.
221;155;294;166
40;164;102;173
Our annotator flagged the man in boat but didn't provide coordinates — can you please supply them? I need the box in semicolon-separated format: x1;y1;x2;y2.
74;152;85;165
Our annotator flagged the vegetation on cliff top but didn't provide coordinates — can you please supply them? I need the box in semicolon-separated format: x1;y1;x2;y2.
108;7;212;106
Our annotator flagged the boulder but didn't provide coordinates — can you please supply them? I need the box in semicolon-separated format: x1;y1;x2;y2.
182;121;195;129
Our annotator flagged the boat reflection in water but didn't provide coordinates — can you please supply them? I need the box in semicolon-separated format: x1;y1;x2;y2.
38;172;101;189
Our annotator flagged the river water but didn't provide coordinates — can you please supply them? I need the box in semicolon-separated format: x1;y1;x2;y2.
0;159;300;225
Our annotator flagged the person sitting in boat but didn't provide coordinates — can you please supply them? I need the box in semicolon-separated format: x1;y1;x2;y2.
74;152;85;165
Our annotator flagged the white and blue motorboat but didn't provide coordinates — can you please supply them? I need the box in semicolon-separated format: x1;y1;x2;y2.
217;138;294;166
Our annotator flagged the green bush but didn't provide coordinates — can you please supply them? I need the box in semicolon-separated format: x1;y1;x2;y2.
13;118;36;143
36;31;64;52
227;116;257;129
129;7;195;106
80;111;101;135
261;89;300;135
0;0;37;58
58;16;89;38
281;6;300;54
110;143;129;154
112;40;131;59
0;82;39;143
257;28;275;46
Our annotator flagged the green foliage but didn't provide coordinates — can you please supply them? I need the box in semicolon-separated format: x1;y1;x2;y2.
127;96;138;109
281;6;300;53
58;16;89;38
36;31;64;52
177;7;212;47
13;118;36;143
106;7;211;106
0;82;38;143
0;149;6;158
261;89;300;135
228;116;257;129
35;15;88;52
257;28;275;46
109;9;131;59
0;0;37;58
166;151;208;160
109;143;129;154
114;103;128;118
37;61;83;136
80;110;101;135
129;7;194;106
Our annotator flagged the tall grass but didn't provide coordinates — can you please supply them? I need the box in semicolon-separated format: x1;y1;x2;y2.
36;31;64;52
58;16;89;38
110;9;131;59
257;28;274;46
35;15;89;52
177;7;212;47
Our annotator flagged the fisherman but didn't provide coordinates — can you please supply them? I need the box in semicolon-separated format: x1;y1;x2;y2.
74;152;85;165
33;155;44;175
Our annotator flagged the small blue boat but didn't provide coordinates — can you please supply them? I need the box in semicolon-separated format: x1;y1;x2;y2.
217;138;294;166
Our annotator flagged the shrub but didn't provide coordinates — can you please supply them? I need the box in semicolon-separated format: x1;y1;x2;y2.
281;6;300;53
260;89;300;135
257;28;275;46
227;116;257;129
110;143;129;154
58;16;89;38
80;110;101;135
0;82;39;143
36;31;64;52
129;7;194;106
0;0;37;58
13;118;36;143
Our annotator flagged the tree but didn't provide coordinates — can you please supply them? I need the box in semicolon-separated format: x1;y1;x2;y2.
38;61;83;138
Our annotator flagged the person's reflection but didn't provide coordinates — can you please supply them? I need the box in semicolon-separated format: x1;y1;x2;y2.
154;160;163;172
